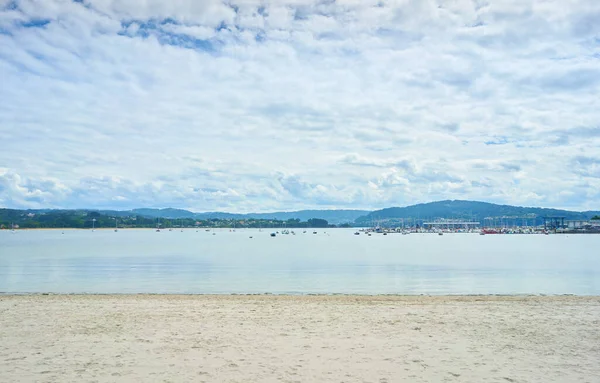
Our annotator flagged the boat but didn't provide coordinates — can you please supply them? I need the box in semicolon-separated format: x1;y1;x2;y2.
313;231;317;234
438;232;443;236
482;229;499;235
354;232;360;235
270;232;276;237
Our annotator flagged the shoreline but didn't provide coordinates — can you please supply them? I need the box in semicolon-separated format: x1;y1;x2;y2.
1;294;598;304
0;292;594;299
4;227;599;234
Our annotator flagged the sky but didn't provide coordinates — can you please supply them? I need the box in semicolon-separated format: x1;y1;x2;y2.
1;0;600;213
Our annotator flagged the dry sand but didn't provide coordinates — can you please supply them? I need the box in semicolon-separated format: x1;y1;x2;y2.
1;295;599;383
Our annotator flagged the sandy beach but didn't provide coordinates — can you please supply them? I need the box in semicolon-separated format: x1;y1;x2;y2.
1;295;599;383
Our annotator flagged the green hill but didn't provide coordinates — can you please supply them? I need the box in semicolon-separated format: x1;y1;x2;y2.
355;200;600;226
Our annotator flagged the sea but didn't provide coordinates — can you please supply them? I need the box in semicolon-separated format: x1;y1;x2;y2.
1;229;598;295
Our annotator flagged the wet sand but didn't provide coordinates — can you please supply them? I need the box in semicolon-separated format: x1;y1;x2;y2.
1;295;599;382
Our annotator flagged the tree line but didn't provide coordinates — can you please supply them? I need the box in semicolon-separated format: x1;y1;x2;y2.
0;209;334;229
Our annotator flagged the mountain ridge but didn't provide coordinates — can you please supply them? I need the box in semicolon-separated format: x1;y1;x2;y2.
129;208;370;224
355;200;600;225
2;200;599;227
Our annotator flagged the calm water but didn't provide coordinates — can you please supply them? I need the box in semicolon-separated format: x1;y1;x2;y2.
0;229;599;295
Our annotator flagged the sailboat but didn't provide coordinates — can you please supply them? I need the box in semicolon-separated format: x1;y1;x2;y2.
114;217;118;232
156;218;161;232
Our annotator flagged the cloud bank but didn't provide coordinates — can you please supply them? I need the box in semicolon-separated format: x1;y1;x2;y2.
1;0;600;212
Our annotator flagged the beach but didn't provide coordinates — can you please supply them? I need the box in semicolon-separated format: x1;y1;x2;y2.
1;295;599;382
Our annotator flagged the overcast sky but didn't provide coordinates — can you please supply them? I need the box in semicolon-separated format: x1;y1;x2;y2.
1;0;599;212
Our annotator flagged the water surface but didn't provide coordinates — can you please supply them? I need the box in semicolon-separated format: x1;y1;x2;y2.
1;229;598;294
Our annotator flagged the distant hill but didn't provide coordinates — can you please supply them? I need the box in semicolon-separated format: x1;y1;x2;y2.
3;201;599;229
130;208;197;219
127;208;370;225
355;200;600;226
239;210;370;224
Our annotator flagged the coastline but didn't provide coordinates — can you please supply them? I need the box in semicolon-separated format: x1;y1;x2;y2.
1;293;598;301
2;295;599;382
4;227;598;234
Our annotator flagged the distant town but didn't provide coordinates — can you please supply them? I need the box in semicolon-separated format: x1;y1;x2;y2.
2;200;599;234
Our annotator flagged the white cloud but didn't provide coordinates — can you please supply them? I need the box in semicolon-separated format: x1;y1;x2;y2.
1;0;600;212
160;24;216;40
